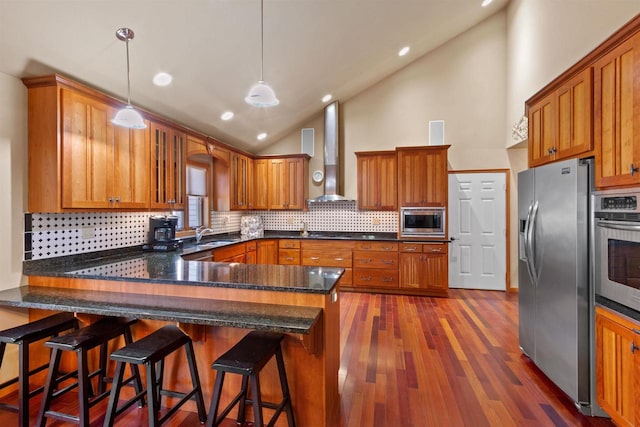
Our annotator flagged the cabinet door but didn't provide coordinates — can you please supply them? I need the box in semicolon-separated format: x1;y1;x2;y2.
397;150;427;206
595;308;637;427
285;158;306;210
150;123;184;209
230;153;251;210
112;124;150;208
268;159;287;209
253;159;269;210
399;253;422;289
528;94;555;167
357;155;379;209
378;153;398;210
556;68;593;160
257;240;278;264
421;250;448;294
61;89;113;208
594;32;640;188
397;148;448;207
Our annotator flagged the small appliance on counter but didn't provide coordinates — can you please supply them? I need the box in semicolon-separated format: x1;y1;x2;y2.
241;215;264;238
143;215;182;251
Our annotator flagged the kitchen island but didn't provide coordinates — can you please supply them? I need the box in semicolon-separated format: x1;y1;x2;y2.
9;250;342;427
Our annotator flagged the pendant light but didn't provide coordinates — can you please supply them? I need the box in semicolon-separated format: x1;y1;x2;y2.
245;0;279;107
112;27;147;129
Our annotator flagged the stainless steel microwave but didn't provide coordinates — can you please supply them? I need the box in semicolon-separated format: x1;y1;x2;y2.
400;207;446;238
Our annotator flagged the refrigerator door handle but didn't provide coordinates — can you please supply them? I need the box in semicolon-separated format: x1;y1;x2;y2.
526;200;539;284
596;220;640;231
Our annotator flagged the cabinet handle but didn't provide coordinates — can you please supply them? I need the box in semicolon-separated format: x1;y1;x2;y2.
310;257;320;260
284;256;294;261
631;164;639;176
358;259;371;263
109;196;114;203
335;257;345;261
632;341;639;354
405;247;418;252
430;248;442;253
115;197;120;203
382;246;394;251
382;277;393;282
382;260;394;264
359;276;372;281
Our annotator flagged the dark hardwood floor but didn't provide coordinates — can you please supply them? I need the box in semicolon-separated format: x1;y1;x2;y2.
0;290;615;426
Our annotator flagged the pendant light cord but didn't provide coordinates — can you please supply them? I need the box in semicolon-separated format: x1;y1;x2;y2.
125;38;132;106
260;0;264;82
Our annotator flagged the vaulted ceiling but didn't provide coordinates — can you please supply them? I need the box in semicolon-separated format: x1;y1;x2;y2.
0;0;508;152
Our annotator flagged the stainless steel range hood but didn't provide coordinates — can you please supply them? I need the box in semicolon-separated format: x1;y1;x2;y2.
309;101;353;203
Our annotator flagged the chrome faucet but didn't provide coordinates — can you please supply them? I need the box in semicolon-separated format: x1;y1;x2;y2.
195;226;214;243
301;221;309;237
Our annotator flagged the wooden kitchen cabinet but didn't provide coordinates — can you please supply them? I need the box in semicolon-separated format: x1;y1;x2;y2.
399;243;448;297
278;240;301;265
355;151;397;210
257;239;279;264
230;153;254;210
594;32;640;188
397;146;449;207
245;241;257;264
24;77;151;212
595;306;639;427
301;240;354;286
528;68;593;168
268;156;309;210
353;241;399;289
253;158;269;210
150;121;185;209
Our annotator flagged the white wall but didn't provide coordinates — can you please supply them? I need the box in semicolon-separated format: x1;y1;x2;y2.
0;71;29;381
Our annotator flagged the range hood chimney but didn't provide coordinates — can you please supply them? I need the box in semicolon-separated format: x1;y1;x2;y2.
309;101;352;203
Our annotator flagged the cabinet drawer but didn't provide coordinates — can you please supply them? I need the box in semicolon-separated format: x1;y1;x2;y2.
353;251;398;269
301;240;355;251
302;250;352;268
279;249;301;265
246;241;257;251
212;243;246;261
423;243;448;254
353;269;399;287
354;242;398;252
279;240;301;249
400;243;422;253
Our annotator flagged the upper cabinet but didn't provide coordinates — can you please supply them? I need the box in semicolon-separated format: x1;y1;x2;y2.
150;122;185;209
527;68;593;168
24;76;150;212
267;156;309;210
356;151;397;210
230;153;254;210
397;146;449;207
594;32;640;188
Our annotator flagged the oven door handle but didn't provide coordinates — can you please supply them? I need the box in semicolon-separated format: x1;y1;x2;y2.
524;201;539;285
596;220;640;231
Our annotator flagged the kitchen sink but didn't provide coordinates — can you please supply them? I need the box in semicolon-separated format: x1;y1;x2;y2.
197;239;239;248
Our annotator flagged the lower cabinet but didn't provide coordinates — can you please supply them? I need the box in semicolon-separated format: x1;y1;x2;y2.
301;240;353;286
278;240;301;265
257;239;279;264
212;243;246;263
245;241;257;264
353;242;399;289
595;306;639;427
399;243;448;297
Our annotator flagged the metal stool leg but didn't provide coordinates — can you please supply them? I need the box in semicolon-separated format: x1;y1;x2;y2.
36;348;62;427
185;340;207;423
206;371;225;427
250;373;264;427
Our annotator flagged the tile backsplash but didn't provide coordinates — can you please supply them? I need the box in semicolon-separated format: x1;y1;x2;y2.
25;201;398;260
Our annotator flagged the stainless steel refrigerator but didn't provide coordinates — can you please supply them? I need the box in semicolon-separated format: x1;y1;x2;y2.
518;157;602;416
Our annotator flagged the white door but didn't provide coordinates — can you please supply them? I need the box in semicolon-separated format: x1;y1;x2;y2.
448;172;506;290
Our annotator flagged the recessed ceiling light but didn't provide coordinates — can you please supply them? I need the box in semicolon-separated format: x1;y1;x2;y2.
322;94;332;103
152;72;173;86
221;111;234;121
257;133;267;140
398;46;410;57
481;0;493;6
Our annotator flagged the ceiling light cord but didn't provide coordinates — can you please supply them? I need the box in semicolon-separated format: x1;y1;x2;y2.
125;37;132;105
260;0;264;82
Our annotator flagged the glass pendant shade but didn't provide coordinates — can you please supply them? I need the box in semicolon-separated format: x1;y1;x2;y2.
112;105;147;129
245;81;279;107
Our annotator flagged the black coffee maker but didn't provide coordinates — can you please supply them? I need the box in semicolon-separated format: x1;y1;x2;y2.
143;215;182;251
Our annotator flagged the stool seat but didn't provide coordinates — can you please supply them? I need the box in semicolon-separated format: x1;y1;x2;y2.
207;331;295;427
0;312;76;344
0;313;78;427
212;331;284;376
104;325;207;427
44;317;137;351
36;316;142;427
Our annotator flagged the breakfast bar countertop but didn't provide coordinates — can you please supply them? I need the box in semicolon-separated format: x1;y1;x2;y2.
23;249;343;295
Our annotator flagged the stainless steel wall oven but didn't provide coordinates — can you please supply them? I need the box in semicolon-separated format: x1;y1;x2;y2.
594;189;640;312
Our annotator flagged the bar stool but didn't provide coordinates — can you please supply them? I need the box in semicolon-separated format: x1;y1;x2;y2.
104;324;207;426
207;331;295;427
36;316;142;427
0;312;78;426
